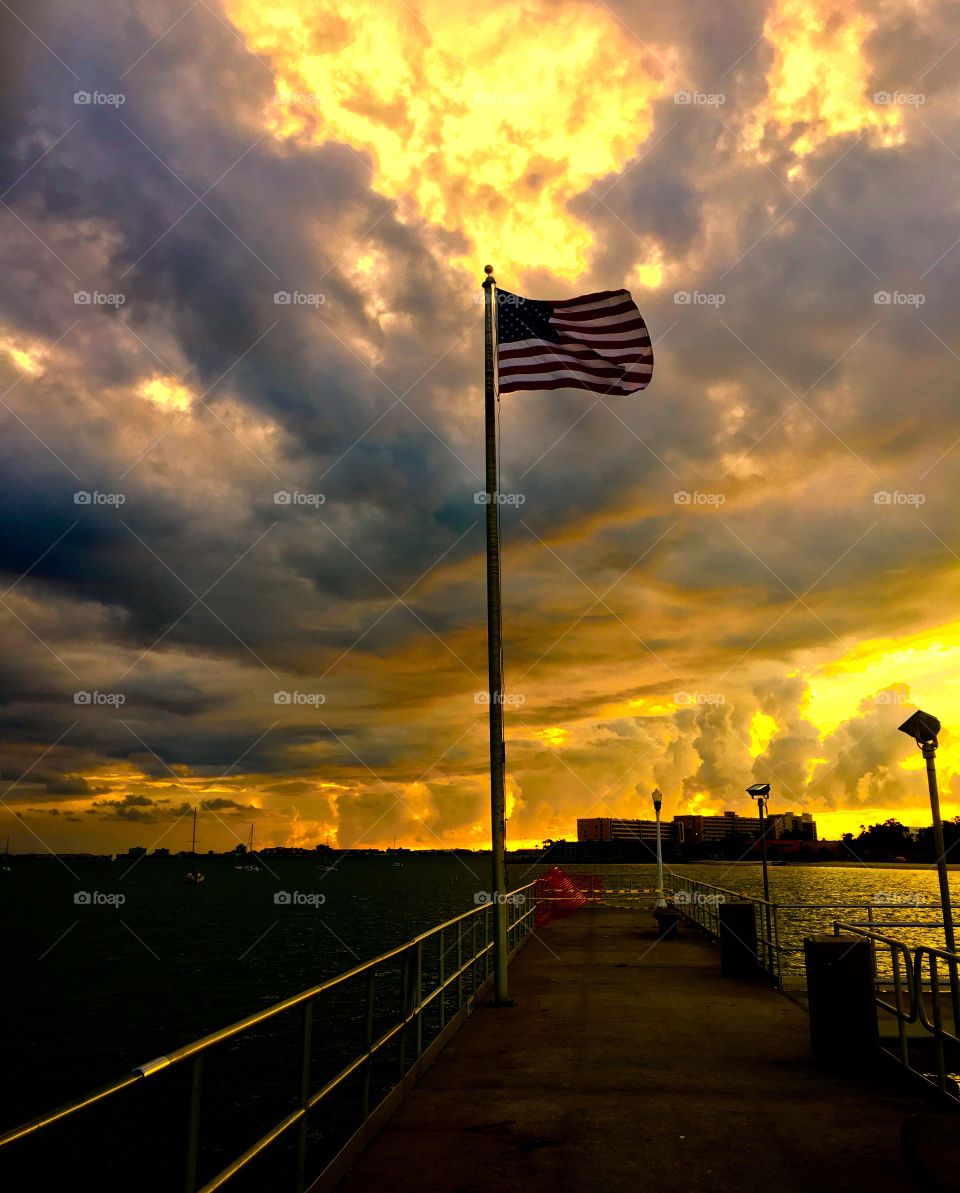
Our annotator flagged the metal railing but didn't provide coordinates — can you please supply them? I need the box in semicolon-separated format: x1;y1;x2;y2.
667;869;943;990
833;921;960;1102
0;882;541;1192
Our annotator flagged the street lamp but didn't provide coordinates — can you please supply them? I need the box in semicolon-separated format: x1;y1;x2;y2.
898;709;959;1030
652;788;667;909
746;782;773;977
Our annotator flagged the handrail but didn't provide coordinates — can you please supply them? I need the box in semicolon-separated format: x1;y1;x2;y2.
833;919;960;1100
0;880;541;1187
667;868;943;991
151;884;537;1073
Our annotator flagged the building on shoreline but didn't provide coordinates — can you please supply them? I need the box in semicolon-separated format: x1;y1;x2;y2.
577;817;660;842
578;810;817;846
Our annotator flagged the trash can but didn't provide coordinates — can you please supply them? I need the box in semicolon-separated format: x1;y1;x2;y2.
719;902;759;979
804;934;878;1067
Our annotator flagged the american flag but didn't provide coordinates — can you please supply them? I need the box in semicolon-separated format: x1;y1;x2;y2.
496;288;653;397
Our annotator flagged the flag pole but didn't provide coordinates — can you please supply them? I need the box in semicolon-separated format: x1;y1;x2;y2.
483;263;509;1004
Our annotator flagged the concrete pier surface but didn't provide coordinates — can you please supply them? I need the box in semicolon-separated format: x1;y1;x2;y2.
335;909;926;1193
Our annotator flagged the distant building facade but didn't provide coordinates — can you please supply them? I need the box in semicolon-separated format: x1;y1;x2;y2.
578;810;817;845
774;811;817;840
577;817;660;843
673;811;761;845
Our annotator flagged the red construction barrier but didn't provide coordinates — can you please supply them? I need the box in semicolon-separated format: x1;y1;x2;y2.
534;867;596;924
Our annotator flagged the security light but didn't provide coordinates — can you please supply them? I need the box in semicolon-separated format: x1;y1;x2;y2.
746;783;771;798
898;709;940;748
895;707;956;984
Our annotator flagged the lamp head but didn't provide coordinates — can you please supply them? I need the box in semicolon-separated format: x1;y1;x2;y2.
746;782;771;802
898;709;940;748
651;787;662;813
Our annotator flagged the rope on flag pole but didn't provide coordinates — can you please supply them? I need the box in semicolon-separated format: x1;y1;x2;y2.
483;263;510;1004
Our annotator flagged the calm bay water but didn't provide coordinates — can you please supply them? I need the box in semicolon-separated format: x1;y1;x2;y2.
562;860;960;977
2;855;958;1188
3;854;491;1119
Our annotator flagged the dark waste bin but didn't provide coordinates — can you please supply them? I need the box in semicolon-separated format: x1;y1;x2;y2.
653;907;682;939
804;934;878;1067
719;902;759;979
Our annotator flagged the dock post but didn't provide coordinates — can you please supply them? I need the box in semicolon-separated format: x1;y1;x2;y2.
804;934;878;1067
719;902;760;979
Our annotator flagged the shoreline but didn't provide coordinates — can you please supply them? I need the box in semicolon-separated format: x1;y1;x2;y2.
681;859;960;871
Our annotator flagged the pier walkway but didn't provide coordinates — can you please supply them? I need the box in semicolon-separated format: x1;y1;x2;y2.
334;908;925;1193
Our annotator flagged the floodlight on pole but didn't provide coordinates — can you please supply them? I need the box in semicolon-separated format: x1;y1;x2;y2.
746;782;773;979
898;709;959;1032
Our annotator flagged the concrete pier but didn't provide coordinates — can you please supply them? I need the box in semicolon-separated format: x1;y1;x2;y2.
334;909;925;1193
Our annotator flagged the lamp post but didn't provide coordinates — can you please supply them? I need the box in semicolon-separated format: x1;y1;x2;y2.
652;788;666;909
898;710;959;1031
747;782;773;978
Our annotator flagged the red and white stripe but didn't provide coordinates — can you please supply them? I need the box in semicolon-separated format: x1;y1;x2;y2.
497;290;653;397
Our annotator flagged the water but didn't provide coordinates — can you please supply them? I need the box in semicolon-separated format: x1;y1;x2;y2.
554;860;956;980
2;855;956;1188
3;854;495;1104
1;852;493;1190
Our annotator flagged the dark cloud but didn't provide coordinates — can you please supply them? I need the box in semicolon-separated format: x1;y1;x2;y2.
0;0;958;850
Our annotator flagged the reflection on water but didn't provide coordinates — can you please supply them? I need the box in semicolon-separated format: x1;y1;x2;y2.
533;861;955;977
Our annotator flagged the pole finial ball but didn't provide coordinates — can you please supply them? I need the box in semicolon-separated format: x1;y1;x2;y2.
484;264;494;275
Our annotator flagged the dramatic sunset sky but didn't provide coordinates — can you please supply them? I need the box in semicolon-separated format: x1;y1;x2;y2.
1;0;959;854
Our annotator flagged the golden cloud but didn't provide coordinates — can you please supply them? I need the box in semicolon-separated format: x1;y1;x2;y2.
224;0;674;280
745;0;903;168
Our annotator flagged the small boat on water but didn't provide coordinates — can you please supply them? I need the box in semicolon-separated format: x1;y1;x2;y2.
235;823;260;872
184;806;205;884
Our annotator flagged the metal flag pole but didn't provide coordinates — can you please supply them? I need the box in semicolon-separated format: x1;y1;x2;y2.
483;263;509;1004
